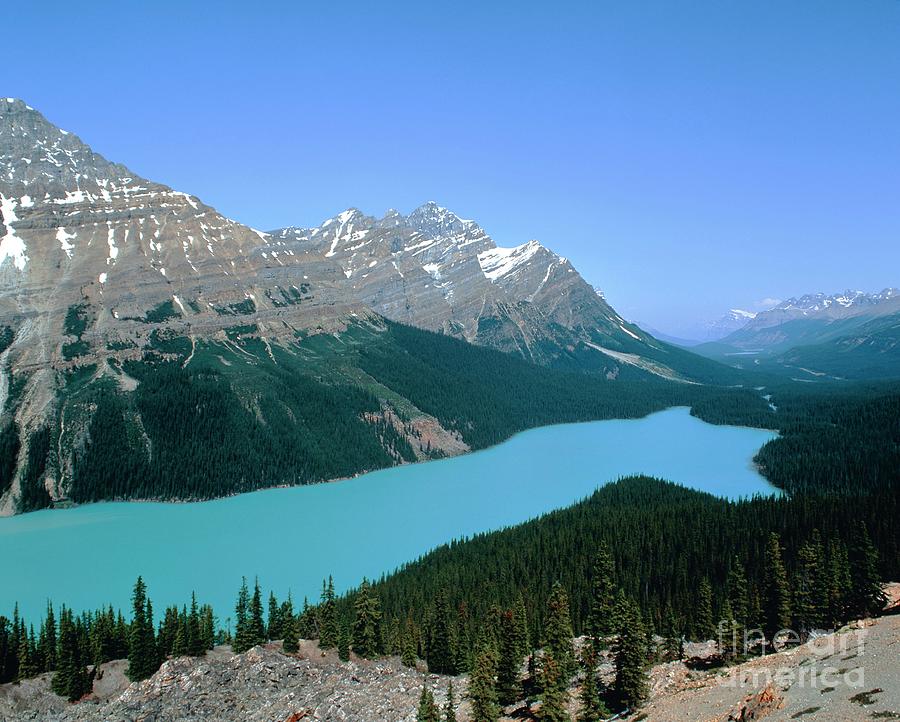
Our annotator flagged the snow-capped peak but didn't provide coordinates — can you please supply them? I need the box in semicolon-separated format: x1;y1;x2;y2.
478;240;548;281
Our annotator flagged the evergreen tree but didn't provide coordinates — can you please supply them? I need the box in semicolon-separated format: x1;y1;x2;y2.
52;607;90;701
793;532;825;637
848;521;887;619
612;598;648;711
267;592;282;641
512;594;530;660
200;605;216;651
187;594;204;656
249;578;266;647
352;578;382;659
127;577;158;682
825;539;851;628
319;577;339;649
454;603;471;674
233;577;253;653
281;596;299;653
763;532;792;644
402;618;418;668
444;680;458;722
577;644;608;721
417;682;440;722
426;591;455;675
693;577;715;641
585;541;616;647
726;558;749;634
537;651;570;722
496;609;522;706
338;617;351;661
467;646;500;722
543;582;574;682
40;603;57;672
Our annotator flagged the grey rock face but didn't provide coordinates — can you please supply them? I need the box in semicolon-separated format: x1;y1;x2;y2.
0;99;655;512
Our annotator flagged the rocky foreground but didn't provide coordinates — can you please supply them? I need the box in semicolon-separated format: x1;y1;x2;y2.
1;611;898;722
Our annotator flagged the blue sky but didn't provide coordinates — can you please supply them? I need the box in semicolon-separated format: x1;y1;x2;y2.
7;1;899;333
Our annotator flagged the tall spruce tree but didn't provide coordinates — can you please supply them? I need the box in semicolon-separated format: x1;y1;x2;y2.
233;577;253;653
537;651;570;722
848;521;887;619
427;591;455;675
402;618;419;668
496;609;522;706
794;532;825;637
249;579;266;647
613;598;648;711
352;578;382;659
267;592;282;641
693;577;715;641
577;644;608;721
763;532;792;644
127;577;158;681
52;607;90;701
585;541;616;647
825;539;851;628
282;595;299;653
319;577;339;649
543;583;574;682
467;646;499;722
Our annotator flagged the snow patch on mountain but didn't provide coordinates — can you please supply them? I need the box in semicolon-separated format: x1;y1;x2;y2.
477;240;542;281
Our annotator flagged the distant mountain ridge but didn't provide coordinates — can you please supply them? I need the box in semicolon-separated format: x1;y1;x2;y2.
694;287;900;379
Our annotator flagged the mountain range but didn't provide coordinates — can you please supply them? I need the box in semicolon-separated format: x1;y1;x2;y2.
694;289;900;379
0;98;732;515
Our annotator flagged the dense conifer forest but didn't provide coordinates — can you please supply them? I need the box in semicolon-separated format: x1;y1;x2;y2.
1;320;898;717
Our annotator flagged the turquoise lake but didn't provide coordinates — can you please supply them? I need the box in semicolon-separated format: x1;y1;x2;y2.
0;407;777;623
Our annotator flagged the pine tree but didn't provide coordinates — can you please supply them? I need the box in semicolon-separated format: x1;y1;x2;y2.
613;598;648;711
52;607;90;701
825;539;851;628
40;603;57;672
187;594;204;656
249;578;266;647
794;533;824;637
427;591;455;675
848;521;887;619
267;592;282;641
233;577;253;653
577;644;608;721
200;605;215;651
693;577;715;641
467;646;499;722
352;578;382;659
338;617;351;661
319;577;339;649
444;680;458;722
281;596;299;653
763;532;792;644
537;651;570;722
496;609;522;706
402;618;419;668
512;594;530;660
586;541;616;647
417;682;440;722
543;582;574;682
454;603;471;674
127;577;158;681
726;558;749;634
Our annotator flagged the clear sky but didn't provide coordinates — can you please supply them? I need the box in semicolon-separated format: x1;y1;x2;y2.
6;1;899;334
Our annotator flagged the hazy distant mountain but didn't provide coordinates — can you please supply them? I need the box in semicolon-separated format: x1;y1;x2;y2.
703;309;757;341
693;288;900;379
